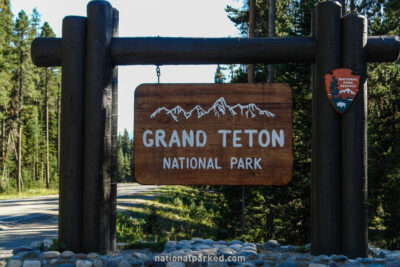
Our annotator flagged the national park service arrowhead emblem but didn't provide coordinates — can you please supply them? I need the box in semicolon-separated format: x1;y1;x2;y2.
324;68;360;114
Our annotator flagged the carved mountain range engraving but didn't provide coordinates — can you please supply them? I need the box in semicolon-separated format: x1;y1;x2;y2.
150;97;275;122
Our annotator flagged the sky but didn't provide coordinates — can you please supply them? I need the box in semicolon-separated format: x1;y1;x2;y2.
10;0;242;136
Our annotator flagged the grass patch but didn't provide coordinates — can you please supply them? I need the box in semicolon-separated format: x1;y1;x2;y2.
117;186;223;250
0;187;58;200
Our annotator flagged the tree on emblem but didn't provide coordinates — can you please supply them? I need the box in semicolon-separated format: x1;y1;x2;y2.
329;76;339;99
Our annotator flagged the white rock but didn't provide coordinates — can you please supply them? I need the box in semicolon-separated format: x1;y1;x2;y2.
88;253;99;259
266;240;279;248
178;240;191;247
166;262;185;267
60;251;74;259
229;244;242;251
22;260;41;267
7;259;22;267
77;260;93;267
44;251;60;259
29;241;42;249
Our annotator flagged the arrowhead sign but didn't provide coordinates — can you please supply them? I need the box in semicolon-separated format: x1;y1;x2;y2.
324;68;360;114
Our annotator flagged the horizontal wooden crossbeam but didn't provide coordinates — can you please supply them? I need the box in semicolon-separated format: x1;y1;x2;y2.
31;36;399;67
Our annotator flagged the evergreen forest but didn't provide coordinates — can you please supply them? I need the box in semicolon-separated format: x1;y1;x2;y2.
213;0;400;249
0;0;399;250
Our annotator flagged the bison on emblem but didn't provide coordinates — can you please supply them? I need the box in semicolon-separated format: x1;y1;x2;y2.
324;68;360;114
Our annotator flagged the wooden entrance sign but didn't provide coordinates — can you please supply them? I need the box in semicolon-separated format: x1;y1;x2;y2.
134;83;293;185
31;0;400;257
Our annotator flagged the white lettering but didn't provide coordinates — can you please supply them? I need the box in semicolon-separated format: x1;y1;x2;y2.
272;129;285;147
182;130;194;147
258;130;270;147
143;130;153;147
190;157;198;169
168;130;181;147
171;158;179;169
233;130;242;147
163;157;170;169
155;129;167;147
218;130;231;147
198;157;206;169
245;157;253;169
230;157;238;169
254;158;262;169
244;129;257;147
196;130;207;147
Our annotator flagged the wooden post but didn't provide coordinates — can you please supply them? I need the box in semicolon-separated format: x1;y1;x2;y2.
59;16;86;252
311;1;342;255
82;0;114;254
110;7;119;253
341;14;368;258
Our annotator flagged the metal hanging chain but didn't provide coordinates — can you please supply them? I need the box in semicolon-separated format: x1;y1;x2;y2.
156;65;161;84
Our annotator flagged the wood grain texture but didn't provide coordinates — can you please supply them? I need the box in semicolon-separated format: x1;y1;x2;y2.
134;83;293;185
31;36;400;68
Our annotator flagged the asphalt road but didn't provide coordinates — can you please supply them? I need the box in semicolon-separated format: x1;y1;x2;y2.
0;183;159;259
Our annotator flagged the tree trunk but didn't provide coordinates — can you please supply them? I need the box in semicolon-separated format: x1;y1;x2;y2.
350;0;355;13
340;0;346;15
1;117;5;175
242;0;256;235
45;68;50;188
57;83;60;172
268;0;276;82
17;53;23;193
247;0;256;83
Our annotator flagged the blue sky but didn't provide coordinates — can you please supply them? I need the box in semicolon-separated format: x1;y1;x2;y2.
11;0;241;136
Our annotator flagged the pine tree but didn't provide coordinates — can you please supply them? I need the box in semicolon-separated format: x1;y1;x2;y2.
0;0;13;183
329;76;339;99
13;10;31;191
39;21;55;188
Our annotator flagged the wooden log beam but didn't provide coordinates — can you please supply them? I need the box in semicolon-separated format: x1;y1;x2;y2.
31;38;61;67
82;0;114;254
111;37;316;65
367;36;400;62
311;1;342;256
110;7;119;253
31;36;399;67
341;14;368;258
59;16;86;252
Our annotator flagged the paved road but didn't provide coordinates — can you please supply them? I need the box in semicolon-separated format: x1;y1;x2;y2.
0;183;158;259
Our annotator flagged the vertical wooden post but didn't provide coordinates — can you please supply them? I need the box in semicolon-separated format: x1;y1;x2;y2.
341;14;368;258
82;0;114;254
110;8;119;252
59;16;86;252
311;1;342;255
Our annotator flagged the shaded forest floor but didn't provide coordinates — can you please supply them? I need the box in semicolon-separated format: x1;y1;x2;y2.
117;186;222;251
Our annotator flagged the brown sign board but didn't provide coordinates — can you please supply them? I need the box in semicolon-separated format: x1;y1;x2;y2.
134;83;293;185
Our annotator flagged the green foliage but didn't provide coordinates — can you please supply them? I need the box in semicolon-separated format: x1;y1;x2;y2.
0;1;61;194
213;0;400;250
117;186;223;249
214;0;314;245
118;129;134;182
